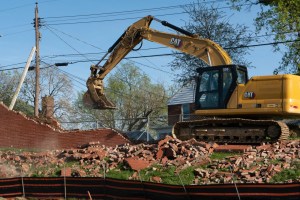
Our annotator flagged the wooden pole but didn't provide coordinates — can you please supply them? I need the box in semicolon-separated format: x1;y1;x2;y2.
34;2;40;117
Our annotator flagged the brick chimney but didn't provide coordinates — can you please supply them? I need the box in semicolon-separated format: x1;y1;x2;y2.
41;96;54;118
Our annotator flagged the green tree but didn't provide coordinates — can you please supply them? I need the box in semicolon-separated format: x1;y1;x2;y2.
0;71;16;105
18;65;73;120
0;71;34;116
63;91;113;130
171;2;253;84
231;0;300;74
71;62;168;131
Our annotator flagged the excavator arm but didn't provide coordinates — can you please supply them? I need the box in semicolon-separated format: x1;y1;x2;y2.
83;15;232;109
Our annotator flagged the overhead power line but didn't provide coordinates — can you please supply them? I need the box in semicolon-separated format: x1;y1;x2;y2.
41;47;167;59
44;25;95;64
0;29;33;38
40;29;300;59
0;24;29;31
0;62;71;72
2;38;299;72
132;60;176;76
43;0;226;19
56;66;168;100
55;68;87;90
0;0;61;13
46;25;104;51
0;66;27;72
36;61;87;92
39;38;300;64
226;39;300;49
0;2;34;13
0;61;27;70
45;12;187;26
41;59;169;100
44;2;250;26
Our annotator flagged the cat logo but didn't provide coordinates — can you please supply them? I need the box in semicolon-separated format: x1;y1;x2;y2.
244;92;255;99
170;38;183;48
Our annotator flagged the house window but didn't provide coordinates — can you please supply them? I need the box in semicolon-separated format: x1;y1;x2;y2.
182;103;190;120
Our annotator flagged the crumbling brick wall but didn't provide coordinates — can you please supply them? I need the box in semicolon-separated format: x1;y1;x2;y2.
0;102;130;150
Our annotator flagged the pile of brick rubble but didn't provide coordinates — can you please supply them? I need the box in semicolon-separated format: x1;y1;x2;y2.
0;136;299;184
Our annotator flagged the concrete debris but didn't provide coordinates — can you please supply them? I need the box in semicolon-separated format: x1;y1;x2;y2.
0;137;299;184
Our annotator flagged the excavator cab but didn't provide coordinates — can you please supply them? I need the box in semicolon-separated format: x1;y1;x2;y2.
195;65;248;110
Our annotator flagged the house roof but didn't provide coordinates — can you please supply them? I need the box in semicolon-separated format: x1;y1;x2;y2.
168;83;195;105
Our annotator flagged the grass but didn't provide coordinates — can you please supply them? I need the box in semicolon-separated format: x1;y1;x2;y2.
140;165;198;185
106;162;133;179
210;152;242;160
271;169;300;182
177;166;197;185
30;161;78;177
0;147;41;153
270;161;300;183
31;163;61;177
269;159;281;165
140;165;177;183
106;168;133;180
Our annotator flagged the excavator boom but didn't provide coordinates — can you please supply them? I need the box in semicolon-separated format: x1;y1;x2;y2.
83;15;231;109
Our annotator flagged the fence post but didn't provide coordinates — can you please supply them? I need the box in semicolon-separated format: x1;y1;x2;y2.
146;116;150;142
103;163;106;199
178;173;190;200
21;169;25;198
138;171;147;199
64;164;67;200
230;165;241;200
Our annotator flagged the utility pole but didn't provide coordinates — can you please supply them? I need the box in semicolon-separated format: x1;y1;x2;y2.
34;2;40;117
9;47;36;110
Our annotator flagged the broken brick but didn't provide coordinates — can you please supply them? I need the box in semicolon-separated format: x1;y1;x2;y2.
151;176;162;183
124;157;151;171
61;167;72;177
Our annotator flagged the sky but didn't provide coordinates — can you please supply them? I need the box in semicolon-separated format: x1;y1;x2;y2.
0;0;284;94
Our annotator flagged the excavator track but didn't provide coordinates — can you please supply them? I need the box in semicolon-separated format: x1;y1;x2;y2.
173;118;290;144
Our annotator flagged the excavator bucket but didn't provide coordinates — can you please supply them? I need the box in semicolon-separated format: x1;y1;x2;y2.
83;77;116;109
83;90;116;109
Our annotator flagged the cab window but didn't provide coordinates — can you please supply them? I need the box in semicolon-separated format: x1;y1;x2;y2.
237;69;247;84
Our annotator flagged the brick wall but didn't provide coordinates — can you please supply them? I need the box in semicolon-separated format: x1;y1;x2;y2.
168;103;196;125
0;102;130;150
168;104;181;125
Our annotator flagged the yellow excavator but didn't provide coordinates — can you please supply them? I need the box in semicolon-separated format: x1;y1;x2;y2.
83;15;300;143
